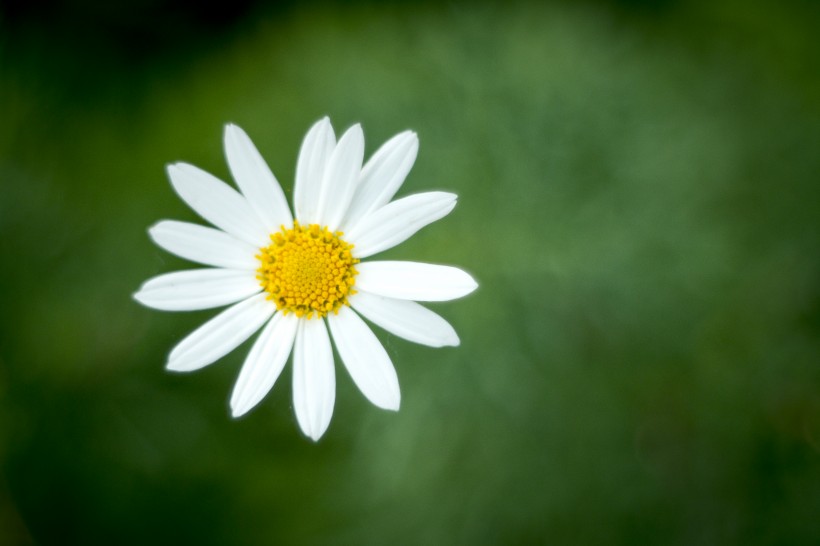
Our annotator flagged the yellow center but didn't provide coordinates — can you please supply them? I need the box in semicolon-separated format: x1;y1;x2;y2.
256;222;359;319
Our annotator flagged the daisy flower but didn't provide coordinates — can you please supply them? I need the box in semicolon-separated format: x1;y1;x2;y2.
134;118;477;440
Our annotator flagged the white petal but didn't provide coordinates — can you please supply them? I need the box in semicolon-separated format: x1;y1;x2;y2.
148;220;259;270
341;131;418;232
134;269;261;311
166;293;274;372
356;261;478;301
350;291;459;348
167;162;269;247
230;312;298;418
292;318;335;441
315;124;364;231
327;307;400;411
224;124;293;231
346;192;457;258
294;117;336;225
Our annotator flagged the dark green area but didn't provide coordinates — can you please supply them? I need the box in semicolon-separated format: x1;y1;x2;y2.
1;1;819;544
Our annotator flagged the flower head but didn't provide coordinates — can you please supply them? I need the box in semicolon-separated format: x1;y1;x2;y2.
134;118;477;440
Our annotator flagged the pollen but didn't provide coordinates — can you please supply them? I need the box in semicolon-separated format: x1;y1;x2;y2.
256;221;359;319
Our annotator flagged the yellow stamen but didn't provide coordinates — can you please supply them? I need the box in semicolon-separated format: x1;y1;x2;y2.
256;221;359;319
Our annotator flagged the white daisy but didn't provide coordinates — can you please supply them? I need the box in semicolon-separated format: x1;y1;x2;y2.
134;118;477;441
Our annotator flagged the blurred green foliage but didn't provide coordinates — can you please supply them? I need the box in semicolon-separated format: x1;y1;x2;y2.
1;0;819;544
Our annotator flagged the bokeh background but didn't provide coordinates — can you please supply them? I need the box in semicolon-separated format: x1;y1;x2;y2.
1;0;819;544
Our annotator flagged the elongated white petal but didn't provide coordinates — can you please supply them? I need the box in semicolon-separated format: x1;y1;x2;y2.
327;307;400;411
224;124;293;231
294;117;336;225
167;162;269;247
148;220;259;270
167;293;274;372
341;131;418;232
315;124;364;231
134;269;261;311
350;291;459;347
230;312;298;418
292;318;335;441
346;192;457;258
356;261;478;301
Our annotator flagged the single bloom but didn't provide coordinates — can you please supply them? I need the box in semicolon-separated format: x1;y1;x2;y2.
134;117;477;440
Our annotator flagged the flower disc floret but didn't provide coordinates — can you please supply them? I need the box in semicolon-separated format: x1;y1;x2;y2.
257;222;359;318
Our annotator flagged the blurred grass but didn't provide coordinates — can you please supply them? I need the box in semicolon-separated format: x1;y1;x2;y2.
1;0;819;544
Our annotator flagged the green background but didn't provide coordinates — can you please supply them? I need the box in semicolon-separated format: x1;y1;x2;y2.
1;0;819;544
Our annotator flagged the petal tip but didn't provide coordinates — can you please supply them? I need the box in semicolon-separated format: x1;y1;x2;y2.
461;273;479;296
132;290;146;304
230;402;248;419
165;359;189;372
374;391;401;412
343;123;365;143
166;162;189;183
408;132;420;148
304;426;326;442
146;221;167;238
224;122;246;140
443;333;461;347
